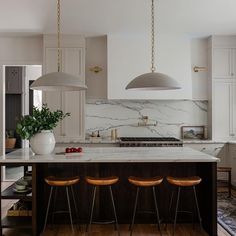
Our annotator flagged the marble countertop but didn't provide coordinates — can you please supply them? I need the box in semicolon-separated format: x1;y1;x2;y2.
0;147;219;163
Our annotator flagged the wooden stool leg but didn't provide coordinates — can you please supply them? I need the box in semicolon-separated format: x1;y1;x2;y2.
109;186;120;236
130;187;140;236
66;186;74;233
229;171;231;198
173;187;181;236
43;186;54;233
152;186;162;236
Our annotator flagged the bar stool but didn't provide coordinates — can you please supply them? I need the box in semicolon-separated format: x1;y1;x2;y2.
42;176;80;234
128;176;163;236
217;167;232;198
166;176;202;236
85;176;120;236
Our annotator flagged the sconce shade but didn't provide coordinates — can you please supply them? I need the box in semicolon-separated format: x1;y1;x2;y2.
30;72;87;91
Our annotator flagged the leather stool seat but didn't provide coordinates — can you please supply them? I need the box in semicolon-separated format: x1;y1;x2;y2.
44;176;80;186
85;176;119;186
167;176;201;187
128;176;163;187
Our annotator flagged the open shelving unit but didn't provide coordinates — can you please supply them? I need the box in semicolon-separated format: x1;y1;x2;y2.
0;164;36;235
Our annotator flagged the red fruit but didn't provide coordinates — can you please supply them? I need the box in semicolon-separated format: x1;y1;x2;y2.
71;148;77;153
77;147;82;153
65;148;71;153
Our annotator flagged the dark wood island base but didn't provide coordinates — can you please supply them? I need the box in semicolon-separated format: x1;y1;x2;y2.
33;162;216;236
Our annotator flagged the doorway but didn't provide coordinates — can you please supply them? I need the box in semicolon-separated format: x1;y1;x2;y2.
4;65;42;181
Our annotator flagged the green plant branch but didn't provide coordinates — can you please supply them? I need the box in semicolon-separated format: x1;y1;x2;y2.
16;104;70;140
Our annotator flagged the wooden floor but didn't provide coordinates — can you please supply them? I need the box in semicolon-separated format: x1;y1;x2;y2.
1;182;232;236
3;224;206;236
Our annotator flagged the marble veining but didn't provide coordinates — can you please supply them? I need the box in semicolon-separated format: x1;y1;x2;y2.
86;100;207;139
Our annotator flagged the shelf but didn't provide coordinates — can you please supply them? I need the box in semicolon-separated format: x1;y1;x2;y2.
1;216;32;229
1;183;32;200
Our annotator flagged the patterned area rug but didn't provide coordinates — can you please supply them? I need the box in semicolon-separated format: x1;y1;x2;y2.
218;193;236;235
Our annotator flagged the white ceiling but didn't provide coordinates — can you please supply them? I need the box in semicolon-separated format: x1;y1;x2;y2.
0;0;236;37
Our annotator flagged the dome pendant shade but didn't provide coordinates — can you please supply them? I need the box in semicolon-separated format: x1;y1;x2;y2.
30;72;87;91
126;72;181;90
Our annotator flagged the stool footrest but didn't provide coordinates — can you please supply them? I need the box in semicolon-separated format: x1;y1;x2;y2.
137;210;156;215
91;220;115;225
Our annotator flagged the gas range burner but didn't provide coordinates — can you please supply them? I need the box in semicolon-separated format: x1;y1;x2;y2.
120;137;181;142
119;137;183;147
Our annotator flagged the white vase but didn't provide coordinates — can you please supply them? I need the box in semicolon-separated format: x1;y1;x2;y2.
29;130;55;155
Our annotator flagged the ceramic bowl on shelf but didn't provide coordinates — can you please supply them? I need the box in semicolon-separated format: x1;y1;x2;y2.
14;179;28;190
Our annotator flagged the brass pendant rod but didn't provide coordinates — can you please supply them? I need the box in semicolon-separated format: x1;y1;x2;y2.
57;0;61;72
151;0;156;73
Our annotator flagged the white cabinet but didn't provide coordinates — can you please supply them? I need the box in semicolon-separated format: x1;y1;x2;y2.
212;81;236;140
208;36;236;140
43;35;85;142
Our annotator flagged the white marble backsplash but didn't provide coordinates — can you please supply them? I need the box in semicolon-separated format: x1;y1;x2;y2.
85;100;208;139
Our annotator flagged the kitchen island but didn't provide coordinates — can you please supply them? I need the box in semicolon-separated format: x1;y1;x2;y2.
0;147;219;236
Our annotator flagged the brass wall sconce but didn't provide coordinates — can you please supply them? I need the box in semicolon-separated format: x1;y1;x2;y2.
89;66;103;73
193;66;207;72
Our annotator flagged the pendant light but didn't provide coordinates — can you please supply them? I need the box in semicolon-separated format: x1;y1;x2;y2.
30;0;87;91
126;0;181;90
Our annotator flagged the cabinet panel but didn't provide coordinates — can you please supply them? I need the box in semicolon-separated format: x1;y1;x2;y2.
62;48;85;141
64;48;84;80
62;92;85;140
213;48;232;78
43;45;85;141
213;81;231;140
43;48;62;138
5;67;23;94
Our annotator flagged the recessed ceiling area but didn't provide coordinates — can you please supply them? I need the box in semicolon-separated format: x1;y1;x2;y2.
0;0;236;37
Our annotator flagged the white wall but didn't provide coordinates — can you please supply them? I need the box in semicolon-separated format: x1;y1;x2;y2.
0;35;43;155
86;36;107;99
107;33;192;99
191;38;208;100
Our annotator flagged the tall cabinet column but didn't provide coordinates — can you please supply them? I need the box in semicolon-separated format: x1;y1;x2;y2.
43;35;85;142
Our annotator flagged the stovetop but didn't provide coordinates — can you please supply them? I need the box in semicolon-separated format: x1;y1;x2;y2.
119;137;183;147
119;137;181;142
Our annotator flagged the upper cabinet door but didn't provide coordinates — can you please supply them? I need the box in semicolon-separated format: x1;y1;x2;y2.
64;48;85;80
231;49;236;78
5;66;23;94
213;48;232;78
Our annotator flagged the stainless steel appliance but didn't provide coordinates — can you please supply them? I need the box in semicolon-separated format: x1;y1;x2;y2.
119;137;183;147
